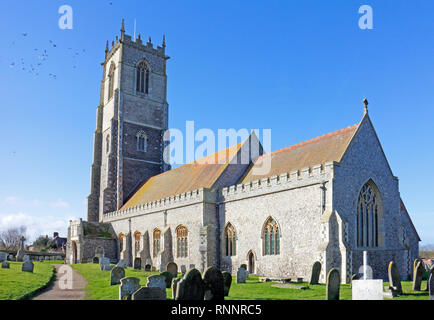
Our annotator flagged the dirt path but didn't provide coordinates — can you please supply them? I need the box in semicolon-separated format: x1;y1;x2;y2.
33;264;87;300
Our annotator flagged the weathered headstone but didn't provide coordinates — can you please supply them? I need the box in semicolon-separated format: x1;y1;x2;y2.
116;260;127;268
144;264;151;272
119;277;140;300
176;268;205;300
180;265;187;275
387;261;402;295
309;261;321;285
160;271;174;288
147;275;166;291
203;267;224;301
326;268;340;300
167;262;178;277
429;272;434;300
222;272;232;297
172;277;182;300
1;261;10;269
22;260;34;273
16;236;25;261
23;255;30;262
0;252;7;262
132;287;166;300
352;279;383;300
236;267;247;284
134;257;141;270
110;267;125;286
412;260;425;291
99;257;110;271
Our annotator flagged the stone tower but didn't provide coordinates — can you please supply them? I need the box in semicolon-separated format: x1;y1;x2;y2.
87;20;170;222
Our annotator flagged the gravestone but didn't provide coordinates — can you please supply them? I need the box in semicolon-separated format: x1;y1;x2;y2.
352;280;383;300
93;257;99;264
159;264;165;272
144;264;151;272
412;260;425;291
326;268;340;300
425;268;434;291
236;267;247;284
95;246;105;259
117;260;127;268
22;260;34;273
387;261;402;295
99;257;110;271
0;252;7;262
23;255;30;262
134;257;141;270
309;261;321;285
119;277;140;300
203;267;224;301
2;261;10;269
16;236;25;261
172;278;182;300
222;272;232;296
147;275;166;291
429;272;434;300
8;254;14;261
167;262;178;277
160;271;174;288
110;267;125;286
180;265;187;275
132;287;166;300
177;268;205;300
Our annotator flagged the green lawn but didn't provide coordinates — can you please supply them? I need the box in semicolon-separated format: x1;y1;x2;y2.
0;261;55;300
72;263;430;300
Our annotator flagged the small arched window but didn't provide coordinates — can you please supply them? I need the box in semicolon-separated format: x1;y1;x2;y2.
134;231;141;256
176;225;188;258
153;228;161;258
118;233;124;252
263;217;280;256
136;131;147;152
108;64;115;100
357;181;381;248
106;134;110;154
224;223;236;256
136;61;149;94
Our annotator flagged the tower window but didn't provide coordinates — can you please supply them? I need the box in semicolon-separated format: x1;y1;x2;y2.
263;217;280;256
108;64;115;100
176;225;188;258
224;223;236;256
357;181;382;248
136;61;149;94
136;131;147;152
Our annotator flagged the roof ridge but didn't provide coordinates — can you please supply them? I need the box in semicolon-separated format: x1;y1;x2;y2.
257;123;359;159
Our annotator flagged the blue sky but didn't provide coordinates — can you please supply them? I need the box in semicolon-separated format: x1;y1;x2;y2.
0;1;433;244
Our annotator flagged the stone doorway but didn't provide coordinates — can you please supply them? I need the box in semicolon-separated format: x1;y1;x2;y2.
72;241;78;264
248;250;255;274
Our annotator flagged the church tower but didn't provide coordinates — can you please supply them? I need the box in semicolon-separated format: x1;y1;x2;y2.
87;20;170;222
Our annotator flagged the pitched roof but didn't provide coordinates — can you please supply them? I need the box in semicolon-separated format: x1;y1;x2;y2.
400;199;421;242
121;142;243;209
240;124;359;183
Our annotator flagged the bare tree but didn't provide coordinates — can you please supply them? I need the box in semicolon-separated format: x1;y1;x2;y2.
0;226;27;250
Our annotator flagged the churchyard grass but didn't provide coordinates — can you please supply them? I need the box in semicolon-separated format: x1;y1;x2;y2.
72;263;430;300
0;261;55;300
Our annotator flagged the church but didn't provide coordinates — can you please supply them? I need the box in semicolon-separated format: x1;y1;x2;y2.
66;21;420;283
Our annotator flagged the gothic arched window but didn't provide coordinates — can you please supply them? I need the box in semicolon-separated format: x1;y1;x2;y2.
136;61;149;94
224;223;236;256
357;181;381;248
108;64;115;100
118;233;124;252
136;131;147;152
153;228;161;258
134;231;141;257
106;134;110;154
176;225;188;258
263;217;280;256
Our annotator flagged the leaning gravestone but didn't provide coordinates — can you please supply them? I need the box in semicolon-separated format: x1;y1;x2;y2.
172;278;182;300
110;267;125;286
22;260;34;273
203;267;224;301
147;275;166;291
119;277;141;300
387;261;402;295
167;262;178;277
160;271;174;288
0;252;7;262
132;287;166;300
326;268;340;300
134;258;141;270
309;261;321;285
144;264;151;272
2;261;10;269
177;268;205;300
412;260;425;291
429;272;434;300
222;272;232;297
236;267;247;284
